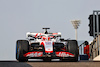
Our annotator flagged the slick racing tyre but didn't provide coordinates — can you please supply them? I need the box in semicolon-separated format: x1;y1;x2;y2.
67;40;79;61
16;40;29;62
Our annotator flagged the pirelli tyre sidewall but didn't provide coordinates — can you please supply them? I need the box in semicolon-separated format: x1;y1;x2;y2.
67;40;79;61
16;40;29;62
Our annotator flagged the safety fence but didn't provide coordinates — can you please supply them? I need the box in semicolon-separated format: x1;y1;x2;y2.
89;35;100;60
78;43;85;55
78;41;89;60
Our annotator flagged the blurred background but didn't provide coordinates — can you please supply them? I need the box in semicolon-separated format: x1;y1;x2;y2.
0;0;99;60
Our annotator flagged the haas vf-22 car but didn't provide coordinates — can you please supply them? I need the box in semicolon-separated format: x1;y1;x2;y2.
16;28;79;62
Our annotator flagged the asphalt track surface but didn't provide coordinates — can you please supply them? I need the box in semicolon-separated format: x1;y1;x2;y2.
0;60;100;67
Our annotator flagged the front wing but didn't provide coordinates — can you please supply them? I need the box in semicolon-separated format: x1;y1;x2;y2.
24;51;75;59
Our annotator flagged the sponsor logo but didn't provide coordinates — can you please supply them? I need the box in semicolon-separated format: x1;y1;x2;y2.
25;52;43;57
56;52;74;57
44;42;53;53
45;42;51;45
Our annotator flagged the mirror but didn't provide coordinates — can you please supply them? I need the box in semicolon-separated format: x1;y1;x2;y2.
28;35;33;37
30;39;34;40
60;38;64;41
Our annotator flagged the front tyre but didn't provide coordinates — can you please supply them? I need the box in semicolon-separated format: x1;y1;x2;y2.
16;40;29;62
67;40;79;61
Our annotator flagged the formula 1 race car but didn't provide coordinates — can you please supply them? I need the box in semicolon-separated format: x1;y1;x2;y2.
16;28;79;62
